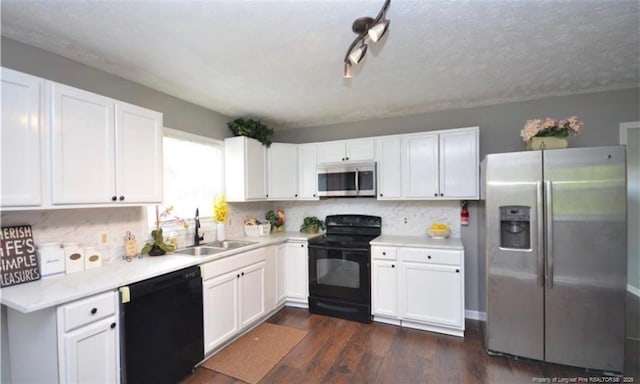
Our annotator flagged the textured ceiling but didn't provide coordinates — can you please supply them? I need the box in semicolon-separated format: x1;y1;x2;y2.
2;0;639;130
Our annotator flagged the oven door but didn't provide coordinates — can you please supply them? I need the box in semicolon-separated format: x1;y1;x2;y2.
308;245;370;304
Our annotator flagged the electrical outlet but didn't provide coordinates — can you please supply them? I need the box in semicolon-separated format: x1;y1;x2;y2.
101;233;108;243
403;217;408;224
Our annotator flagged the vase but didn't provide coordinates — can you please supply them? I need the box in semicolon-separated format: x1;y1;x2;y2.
148;244;166;257
527;137;568;150
216;222;226;241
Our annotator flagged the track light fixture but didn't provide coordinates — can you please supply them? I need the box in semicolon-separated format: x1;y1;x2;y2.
343;0;391;78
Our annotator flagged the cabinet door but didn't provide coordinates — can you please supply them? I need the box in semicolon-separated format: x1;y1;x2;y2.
345;138;375;161
297;143;318;199
371;260;398;317
51;82;115;204
402;133;439;198
376;137;402;199
400;262;463;328
203;272;239;353
285;242;308;301
245;138;267;199
439;128;479;199
115;102;163;203
267;143;298;200
239;262;265;328
276;243;287;304
60;316;119;384
1;68;43;207
317;141;346;163
264;246;277;313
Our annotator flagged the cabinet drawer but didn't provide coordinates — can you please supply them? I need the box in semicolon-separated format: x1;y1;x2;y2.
202;247;267;280
371;246;397;260
398;248;461;266
61;291;116;332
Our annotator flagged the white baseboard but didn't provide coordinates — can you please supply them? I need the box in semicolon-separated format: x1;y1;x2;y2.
465;309;487;321
628;284;640;298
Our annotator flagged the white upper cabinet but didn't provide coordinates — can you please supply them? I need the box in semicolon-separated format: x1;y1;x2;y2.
50;82;163;205
317;138;375;163
439;128;479;199
402;133;440;198
115;102;163;203
267;143;298;200
378;126;479;200
51;82;116;205
1;68;43;207
297;143;319;200
225;136;267;201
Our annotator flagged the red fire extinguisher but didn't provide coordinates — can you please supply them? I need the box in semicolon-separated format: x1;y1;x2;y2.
461;201;469;226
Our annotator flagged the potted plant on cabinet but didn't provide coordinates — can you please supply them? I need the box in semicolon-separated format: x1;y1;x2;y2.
299;216;325;234
226;118;274;147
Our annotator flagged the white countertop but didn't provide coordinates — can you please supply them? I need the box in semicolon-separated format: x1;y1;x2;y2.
370;235;464;250
0;232;320;313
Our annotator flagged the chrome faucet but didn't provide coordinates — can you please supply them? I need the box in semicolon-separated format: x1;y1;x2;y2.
194;208;204;246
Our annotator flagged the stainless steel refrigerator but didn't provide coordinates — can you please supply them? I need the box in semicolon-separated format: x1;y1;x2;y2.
482;146;627;373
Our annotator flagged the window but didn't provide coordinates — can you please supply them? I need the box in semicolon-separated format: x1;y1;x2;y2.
148;128;223;230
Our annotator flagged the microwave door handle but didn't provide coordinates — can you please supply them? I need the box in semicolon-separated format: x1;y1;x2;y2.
355;169;359;194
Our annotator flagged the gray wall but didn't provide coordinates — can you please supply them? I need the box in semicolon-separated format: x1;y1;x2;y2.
1;37;232;139
275;88;640;312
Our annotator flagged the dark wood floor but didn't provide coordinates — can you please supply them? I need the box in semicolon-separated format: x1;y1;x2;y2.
183;307;639;384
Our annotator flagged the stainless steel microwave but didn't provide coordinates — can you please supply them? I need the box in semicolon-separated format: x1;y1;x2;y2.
316;162;376;197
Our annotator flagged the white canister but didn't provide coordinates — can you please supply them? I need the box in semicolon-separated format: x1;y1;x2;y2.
62;242;84;274
83;246;102;270
36;242;65;278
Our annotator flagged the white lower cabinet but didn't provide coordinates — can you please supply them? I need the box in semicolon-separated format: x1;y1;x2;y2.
284;241;308;307
276;243;288;305
6;291;120;383
202;248;266;354
371;245;465;337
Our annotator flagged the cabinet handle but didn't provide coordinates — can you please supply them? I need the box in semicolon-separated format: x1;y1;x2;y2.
382;252;386;255
110;322;116;329
391;264;395;268
379;193;383;197
427;255;431;259
295;194;298;197
90;308;97;315
434;193;438;197
301;244;304;247
266;194;269;198
111;196;117;201
119;195;125;201
237;274;240;278
313;194;316;197
241;272;245;276
456;269;460;273
440;193;444;197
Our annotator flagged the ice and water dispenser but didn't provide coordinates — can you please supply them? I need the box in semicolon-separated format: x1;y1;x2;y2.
499;206;531;249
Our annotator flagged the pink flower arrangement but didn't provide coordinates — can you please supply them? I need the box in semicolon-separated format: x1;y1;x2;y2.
520;116;584;142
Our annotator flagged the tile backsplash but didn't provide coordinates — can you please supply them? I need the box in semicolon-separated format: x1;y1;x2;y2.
0;199;461;262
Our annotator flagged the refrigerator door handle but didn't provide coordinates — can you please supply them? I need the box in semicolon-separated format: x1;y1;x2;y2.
536;181;545;287
545;180;554;289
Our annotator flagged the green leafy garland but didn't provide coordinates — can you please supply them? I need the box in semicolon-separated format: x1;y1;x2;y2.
227;118;274;147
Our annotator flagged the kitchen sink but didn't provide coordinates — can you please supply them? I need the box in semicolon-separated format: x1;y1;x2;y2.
173;246;223;257
205;240;257;249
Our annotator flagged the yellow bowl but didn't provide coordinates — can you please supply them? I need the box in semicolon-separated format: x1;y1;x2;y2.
427;227;451;239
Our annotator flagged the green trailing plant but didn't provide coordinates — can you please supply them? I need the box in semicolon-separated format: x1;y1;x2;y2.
141;206;187;256
299;216;325;233
227;118;274;147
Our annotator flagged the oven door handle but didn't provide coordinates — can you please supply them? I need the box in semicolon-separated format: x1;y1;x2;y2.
307;244;369;252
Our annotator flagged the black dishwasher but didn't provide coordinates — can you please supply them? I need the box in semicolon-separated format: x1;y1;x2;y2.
120;265;203;384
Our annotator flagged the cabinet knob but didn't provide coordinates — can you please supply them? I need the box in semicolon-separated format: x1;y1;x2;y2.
119;195;125;201
427;255;431;259
382;252;386;255
90;308;97;315
379;193;383;197
434;193;438;197
295;194;298;197
313;194;316;197
346;157;349;160
391;264;395;268
237;274;240;278
456;269;460;273
440;193;444;197
301;244;304;247
110;322;116;329
241;272;245;276
111;196;117;201
341;157;345;161
266;194;269;198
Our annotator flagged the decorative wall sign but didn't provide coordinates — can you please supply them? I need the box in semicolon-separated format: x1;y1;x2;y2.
0;225;41;287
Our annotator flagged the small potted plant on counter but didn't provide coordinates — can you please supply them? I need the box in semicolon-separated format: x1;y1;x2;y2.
142;206;188;256
299;216;325;234
266;209;285;232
